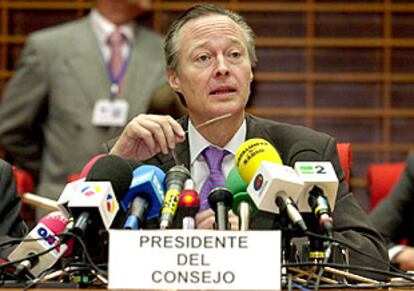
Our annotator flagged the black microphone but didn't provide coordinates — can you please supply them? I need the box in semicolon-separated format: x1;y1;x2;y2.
308;186;333;237
208;188;233;230
275;195;308;233
160;165;191;229
68;155;133;236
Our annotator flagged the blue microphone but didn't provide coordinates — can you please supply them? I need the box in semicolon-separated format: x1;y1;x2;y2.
121;165;165;229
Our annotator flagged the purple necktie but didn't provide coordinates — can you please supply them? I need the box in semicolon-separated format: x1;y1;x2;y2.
199;146;229;211
107;28;125;97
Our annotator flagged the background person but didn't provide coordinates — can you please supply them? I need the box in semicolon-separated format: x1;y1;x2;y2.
0;0;184;201
370;152;414;271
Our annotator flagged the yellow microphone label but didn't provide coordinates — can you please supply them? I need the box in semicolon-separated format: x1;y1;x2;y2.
162;189;180;215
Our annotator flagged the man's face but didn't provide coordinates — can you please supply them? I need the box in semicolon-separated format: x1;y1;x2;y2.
168;14;253;124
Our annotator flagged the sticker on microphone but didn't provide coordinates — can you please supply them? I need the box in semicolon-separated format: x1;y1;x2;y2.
109;230;281;290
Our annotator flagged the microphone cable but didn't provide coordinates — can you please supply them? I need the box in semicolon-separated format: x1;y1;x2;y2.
285;261;414;288
304;230;414;282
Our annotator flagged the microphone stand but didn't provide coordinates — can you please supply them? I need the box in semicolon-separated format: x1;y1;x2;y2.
279;209;299;290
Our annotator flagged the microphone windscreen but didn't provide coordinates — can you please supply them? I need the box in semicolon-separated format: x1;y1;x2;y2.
80;154;107;178
225;167;248;194
86;155;133;201
235;138;282;183
38;211;73;257
39;211;68;235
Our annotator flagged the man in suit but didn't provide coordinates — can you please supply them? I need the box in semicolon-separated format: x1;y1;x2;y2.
109;4;389;275
0;0;183;201
370;152;414;270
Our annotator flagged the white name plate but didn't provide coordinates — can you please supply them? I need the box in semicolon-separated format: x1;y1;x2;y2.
108;230;281;290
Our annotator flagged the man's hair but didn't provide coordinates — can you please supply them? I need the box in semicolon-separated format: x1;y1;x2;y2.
164;3;257;73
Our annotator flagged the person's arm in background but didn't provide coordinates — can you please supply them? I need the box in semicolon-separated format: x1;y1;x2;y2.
0;159;28;258
370;152;414;270
0;34;48;181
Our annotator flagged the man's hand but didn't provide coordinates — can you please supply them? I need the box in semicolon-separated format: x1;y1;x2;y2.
394;247;414;271
110;114;185;161
195;209;239;230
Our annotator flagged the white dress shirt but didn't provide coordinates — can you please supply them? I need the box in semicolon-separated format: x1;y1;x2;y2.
188;119;247;193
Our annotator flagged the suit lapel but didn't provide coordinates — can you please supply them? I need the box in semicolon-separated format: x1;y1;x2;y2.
122;26;166;117
64;18;110;107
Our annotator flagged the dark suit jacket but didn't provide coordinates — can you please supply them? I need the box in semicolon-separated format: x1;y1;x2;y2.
370;152;414;248
0;159;28;258
120;114;389;278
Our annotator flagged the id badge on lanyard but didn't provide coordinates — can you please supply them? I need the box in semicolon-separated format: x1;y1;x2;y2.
92;46;131;127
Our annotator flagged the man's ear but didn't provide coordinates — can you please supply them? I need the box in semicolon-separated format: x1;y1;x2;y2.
168;70;181;93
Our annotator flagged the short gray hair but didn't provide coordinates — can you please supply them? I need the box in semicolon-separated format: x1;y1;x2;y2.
164;3;257;73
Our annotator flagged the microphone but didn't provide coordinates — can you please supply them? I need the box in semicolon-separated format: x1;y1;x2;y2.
79;154;108;178
8;211;69;277
84;155;133;199
21;192;60;212
290;146;338;236
56;178;85;218
178;179;199;229
225;167;257;231
121;165;165;230
275;195;308;232
160;165;191;229
308;186;333;236
235;138;282;183
295;162;337;236
236;139;307;232
208;188;233;230
67;155;133;236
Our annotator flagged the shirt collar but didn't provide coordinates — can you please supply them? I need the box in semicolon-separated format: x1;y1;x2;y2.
188;118;247;165
90;9;135;45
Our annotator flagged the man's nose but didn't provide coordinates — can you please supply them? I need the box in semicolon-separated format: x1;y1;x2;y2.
215;55;230;77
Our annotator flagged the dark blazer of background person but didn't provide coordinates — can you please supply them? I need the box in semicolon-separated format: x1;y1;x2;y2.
370;153;414;247
0;14;182;200
108;113;389;278
0;159;27;258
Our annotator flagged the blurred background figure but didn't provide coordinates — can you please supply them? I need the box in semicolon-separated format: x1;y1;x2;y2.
0;0;184;202
370;152;414;271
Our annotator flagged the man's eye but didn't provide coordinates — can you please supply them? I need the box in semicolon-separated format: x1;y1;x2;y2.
230;51;241;58
197;54;210;63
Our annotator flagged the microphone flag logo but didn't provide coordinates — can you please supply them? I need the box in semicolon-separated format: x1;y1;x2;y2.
106;193;116;212
253;174;264;191
81;185;101;197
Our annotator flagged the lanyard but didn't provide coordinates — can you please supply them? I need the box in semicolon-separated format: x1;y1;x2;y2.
107;46;132;98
